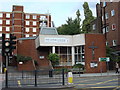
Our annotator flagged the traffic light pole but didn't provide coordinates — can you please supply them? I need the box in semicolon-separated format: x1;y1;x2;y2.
5;55;9;70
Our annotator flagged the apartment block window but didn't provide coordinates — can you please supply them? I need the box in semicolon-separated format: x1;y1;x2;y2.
33;28;36;32
102;26;109;33
102;16;104;21
40;16;47;20
40;23;43;27
0;20;2;24
33;34;36;37
6;20;10;25
0;26;2;31
102;28;105;34
25;34;29;37
6;34;10;38
105;13;109;19
103;2;106;7
6;27;10;31
26;14;30;19
33;15;37;19
112;24;116;30
113;40;117;46
26;21;30;25
26;28;29;32
111;10;115;16
0;33;2;37
106;41;108;46
106;26;109;32
92;24;96;30
6;13;10;18
33;21;37;26
0;13;3;17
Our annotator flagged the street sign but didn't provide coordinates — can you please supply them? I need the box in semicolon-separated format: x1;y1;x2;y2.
99;57;110;62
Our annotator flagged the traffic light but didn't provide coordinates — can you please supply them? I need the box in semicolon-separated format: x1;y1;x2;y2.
2;34;16;56
10;34;16;51
2;34;11;55
4;40;11;53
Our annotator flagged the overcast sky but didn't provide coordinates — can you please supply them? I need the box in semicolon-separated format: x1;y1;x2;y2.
0;0;99;27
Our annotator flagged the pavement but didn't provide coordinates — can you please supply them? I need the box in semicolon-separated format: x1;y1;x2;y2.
73;70;119;77
1;70;120;90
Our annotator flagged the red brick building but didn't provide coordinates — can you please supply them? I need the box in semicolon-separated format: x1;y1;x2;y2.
92;1;120;51
0;5;51;39
90;1;120;70
17;27;106;73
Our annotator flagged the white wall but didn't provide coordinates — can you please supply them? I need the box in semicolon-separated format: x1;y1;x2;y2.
35;34;85;48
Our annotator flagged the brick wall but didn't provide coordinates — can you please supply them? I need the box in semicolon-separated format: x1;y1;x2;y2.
17;39;50;70
85;34;107;73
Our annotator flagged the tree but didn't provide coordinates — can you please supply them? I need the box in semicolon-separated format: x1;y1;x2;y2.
57;9;81;35
48;53;60;67
106;46;120;62
82;2;95;33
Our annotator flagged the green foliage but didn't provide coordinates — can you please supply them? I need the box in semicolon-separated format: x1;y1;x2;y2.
16;55;32;63
73;64;84;69
82;2;95;33
106;46;115;58
106;46;120;62
57;2;95;35
57;9;81;35
48;53;60;67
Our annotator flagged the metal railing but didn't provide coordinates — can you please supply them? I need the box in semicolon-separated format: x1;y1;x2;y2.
4;69;66;88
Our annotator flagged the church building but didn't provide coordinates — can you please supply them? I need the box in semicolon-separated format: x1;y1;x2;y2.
17;27;107;73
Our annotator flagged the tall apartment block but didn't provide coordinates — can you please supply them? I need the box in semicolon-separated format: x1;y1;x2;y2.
0;5;51;39
91;1;120;52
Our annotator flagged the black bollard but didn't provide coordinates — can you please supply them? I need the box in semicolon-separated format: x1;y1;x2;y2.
49;70;53;77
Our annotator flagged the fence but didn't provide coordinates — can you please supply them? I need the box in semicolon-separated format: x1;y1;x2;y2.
3;69;66;88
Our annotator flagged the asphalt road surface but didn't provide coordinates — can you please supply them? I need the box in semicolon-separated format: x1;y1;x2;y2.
73;75;120;89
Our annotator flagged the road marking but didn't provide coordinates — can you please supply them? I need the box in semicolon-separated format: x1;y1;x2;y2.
95;79;117;85
75;78;98;83
90;86;118;88
77;78;118;86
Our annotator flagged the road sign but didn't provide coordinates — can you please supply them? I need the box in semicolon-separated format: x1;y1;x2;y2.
99;57;110;62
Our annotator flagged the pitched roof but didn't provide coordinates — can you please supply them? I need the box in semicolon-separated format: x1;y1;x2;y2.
40;27;58;35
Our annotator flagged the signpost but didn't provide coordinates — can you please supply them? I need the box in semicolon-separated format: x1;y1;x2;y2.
99;57;110;62
99;57;110;75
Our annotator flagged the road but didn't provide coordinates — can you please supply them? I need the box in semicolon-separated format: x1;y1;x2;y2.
73;75;120;89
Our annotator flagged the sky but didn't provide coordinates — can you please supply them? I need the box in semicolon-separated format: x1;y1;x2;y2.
0;0;99;27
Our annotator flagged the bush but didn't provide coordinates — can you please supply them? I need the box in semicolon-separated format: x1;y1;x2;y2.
48;53;60;67
73;63;84;69
16;55;32;63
